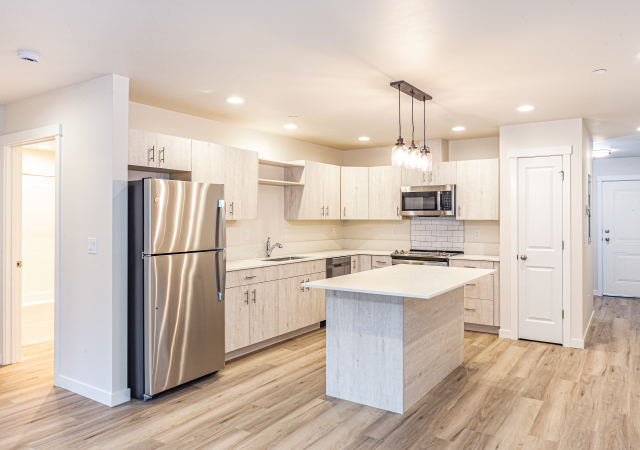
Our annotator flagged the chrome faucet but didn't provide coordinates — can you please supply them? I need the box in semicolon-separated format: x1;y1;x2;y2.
266;237;283;258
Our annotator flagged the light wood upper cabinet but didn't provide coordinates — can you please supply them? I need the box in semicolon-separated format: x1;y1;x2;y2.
304;162;324;220
324;164;341;220
190;140;224;184
223;146;258;220
456;159;499;221
156;133;191;171
368;166;402;220
128;129;157;167
431;161;457;185
401;168;425;187
341;167;368;220
285;161;341;220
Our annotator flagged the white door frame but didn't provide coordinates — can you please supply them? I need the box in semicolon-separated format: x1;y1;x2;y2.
1;124;62;385
595;174;640;297
508;146;572;347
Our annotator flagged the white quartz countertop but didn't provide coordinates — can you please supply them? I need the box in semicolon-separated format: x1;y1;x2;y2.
226;249;392;271
302;264;495;300
448;254;500;262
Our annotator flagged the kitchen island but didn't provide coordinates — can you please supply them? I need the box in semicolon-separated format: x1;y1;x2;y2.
303;264;495;414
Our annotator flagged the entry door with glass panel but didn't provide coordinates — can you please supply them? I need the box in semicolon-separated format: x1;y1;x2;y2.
602;180;640;298
517;156;563;344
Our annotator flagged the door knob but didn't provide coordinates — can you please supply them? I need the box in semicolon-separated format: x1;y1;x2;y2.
605;229;610;233
605;237;610;242
520;254;527;260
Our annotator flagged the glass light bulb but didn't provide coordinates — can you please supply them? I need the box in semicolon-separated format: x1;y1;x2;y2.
392;144;406;166
408;147;419;169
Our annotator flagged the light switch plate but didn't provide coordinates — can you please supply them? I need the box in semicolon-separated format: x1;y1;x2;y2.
474;230;480;239
88;238;98;254
285;229;289;238
392;228;397;236
244;230;249;241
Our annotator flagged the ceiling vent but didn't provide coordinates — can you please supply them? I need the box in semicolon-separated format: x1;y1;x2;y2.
17;50;41;64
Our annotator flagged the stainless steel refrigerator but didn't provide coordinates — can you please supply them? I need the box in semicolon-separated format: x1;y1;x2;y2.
128;178;226;400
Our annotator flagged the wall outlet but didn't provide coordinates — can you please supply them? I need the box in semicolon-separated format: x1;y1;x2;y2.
474;230;480;239
392;228;397;237
244;230;249;241
285;229;289;238
88;238;98;254
333;227;337;236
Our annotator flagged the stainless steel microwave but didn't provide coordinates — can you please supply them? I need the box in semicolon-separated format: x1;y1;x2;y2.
401;185;456;217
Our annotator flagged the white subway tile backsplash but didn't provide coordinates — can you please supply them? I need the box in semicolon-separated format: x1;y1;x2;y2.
410;217;464;251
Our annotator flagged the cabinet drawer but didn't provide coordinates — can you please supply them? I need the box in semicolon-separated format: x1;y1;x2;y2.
449;260;494;300
226;266;278;288
464;298;493;326
371;255;392;268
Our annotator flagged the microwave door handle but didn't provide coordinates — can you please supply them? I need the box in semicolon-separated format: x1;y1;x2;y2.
437;191;441;211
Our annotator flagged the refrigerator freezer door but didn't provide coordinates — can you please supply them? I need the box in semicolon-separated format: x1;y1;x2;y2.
145;251;225;396
144;179;225;255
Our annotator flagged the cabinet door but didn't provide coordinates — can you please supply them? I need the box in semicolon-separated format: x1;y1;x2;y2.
249;281;279;344
358;255;372;271
225;286;250;352
431;161;457;185
309;272;326;323
350;256;359;273
368;166;402;220
278;276;303;334
464;298;494;326
128;129;157;167
157;133;191;171
401;168;423;187
223;147;258;220
191;140;224;184
304;161;325;220
341;167;368;220
323;164;341;220
456;159;499;220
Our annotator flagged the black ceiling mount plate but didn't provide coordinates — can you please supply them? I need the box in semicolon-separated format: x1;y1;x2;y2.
390;80;432;102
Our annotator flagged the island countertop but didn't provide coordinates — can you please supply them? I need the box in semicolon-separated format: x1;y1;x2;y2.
302;264;495;300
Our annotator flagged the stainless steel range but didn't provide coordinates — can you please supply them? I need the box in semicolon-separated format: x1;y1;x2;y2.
390;249;463;266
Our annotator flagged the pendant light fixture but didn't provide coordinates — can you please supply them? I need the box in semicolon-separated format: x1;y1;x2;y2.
390;81;432;169
420;98;432;172
391;86;408;166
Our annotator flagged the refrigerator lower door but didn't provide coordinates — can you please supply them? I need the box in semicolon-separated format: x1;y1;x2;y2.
145;250;225;396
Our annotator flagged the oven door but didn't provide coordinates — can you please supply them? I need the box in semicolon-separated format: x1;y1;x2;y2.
401;191;439;215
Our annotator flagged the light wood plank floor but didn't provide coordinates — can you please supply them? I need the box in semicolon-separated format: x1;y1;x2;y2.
0;296;637;449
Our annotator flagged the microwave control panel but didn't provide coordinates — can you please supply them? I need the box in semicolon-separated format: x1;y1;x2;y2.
440;191;453;211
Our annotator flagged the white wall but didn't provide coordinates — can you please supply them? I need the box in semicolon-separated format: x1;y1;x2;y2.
592;157;640;293
3;75;130;406
448;137;499;161
21;148;55;343
499;118;592;345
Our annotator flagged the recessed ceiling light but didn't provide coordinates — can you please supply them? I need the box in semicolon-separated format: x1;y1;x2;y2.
637;127;640;131
17;50;41;64
592;69;607;74
284;124;297;129
452;126;465;131
593;148;612;158
37;144;52;149
636;53;640;59
358;137;370;141
226;97;244;104
517;105;535;112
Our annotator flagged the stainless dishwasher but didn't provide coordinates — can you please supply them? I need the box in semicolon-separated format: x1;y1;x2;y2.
326;256;352;278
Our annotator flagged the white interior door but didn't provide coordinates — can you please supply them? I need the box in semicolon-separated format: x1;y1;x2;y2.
518;156;563;344
603;181;640;298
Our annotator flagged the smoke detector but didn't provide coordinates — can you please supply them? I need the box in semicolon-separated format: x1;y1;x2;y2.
17;50;41;64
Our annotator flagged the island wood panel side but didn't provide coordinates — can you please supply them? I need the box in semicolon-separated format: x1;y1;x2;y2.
403;287;464;411
325;290;404;414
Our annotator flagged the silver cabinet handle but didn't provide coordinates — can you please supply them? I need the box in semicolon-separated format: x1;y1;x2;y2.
252;289;256;303
245;275;256;279
605;237;610;242
300;280;305;292
148;145;155;163
353;260;356;269
344;206;346;217
160;147;165;163
520;254;527;260
397;206;400;216
423;172;426;183
306;278;310;291
458;205;461;217
464;307;476;311
244;291;249;304
230;202;234;215
321;206;324;217
376;260;387;264
326;206;329;216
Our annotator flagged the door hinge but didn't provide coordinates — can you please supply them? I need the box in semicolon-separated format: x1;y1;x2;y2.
559;170;564;181
562;310;565;319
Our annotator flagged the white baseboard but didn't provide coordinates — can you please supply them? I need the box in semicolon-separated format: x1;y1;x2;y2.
570;310;595;350
498;329;515;340
593;289;602;297
58;374;130;407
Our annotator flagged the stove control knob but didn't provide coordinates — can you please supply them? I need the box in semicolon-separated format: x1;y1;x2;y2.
394;250;398;254
400;250;405;254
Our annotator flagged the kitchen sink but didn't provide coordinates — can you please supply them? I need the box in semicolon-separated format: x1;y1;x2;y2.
263;256;307;262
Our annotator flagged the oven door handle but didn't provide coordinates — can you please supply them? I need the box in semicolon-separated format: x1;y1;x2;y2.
392;259;448;266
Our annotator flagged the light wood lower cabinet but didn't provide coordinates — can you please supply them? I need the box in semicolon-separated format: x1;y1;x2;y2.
249;281;279;344
449;259;500;327
225;286;250;352
371;255;392;269
358;255;372;272
309;272;326;323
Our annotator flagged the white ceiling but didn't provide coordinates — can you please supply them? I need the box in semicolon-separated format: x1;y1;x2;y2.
594;134;640;158
2;0;640;150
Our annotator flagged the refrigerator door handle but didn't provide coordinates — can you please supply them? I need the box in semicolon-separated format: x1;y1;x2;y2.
216;200;226;250
216;250;226;301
